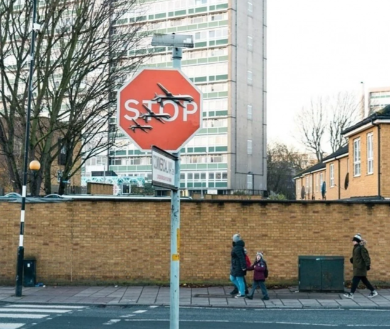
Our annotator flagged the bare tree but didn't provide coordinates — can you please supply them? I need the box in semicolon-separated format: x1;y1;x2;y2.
296;97;327;162
328;92;360;153
0;0;149;195
296;92;361;162
267;142;305;200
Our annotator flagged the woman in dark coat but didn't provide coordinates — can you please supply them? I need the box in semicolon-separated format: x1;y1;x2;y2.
343;233;378;299
230;233;247;298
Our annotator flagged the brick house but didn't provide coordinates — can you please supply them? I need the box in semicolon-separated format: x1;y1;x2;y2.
294;105;390;200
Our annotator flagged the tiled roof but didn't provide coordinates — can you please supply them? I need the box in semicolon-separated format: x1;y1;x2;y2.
322;145;348;162
342;104;390;135
293;161;325;178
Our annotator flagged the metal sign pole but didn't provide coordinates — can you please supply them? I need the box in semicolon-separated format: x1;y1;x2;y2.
170;48;182;329
170;156;180;329
148;35;196;329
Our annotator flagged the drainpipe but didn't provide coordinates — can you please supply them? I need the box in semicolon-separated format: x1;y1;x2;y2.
337;158;341;199
371;120;381;198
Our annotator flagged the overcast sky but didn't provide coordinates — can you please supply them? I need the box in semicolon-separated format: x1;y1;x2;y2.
267;0;390;150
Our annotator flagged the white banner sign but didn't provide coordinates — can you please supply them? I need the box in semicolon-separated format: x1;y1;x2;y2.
151;146;178;190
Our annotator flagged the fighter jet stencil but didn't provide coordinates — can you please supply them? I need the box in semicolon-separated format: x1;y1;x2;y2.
129;119;152;133
139;104;171;123
152;83;194;108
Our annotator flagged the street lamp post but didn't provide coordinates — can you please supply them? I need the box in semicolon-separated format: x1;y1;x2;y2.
30;160;41;197
15;159;41;296
15;0;39;297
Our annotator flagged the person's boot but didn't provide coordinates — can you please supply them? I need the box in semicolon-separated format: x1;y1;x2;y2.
229;288;238;295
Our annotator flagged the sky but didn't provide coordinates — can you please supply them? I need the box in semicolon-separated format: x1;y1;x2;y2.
267;0;390;151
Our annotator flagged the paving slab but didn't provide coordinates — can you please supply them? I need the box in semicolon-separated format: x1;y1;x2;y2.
1;285;390;309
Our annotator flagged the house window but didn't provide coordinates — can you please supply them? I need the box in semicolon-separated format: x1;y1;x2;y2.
353;138;361;176
247;104;252;120
367;133;374;174
330;164;335;187
247;139;252;155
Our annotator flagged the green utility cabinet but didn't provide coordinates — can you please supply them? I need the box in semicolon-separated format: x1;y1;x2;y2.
298;256;344;292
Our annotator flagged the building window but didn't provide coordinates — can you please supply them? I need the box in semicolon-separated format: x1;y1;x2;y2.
247;71;253;85
247;104;252;120
353;138;361;176
330;164;334;187
247;139;252;155
248;1;253;13
367;133;374;174
247;36;253;51
247;174;253;189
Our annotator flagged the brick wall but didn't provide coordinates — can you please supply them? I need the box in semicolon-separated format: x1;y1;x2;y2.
1;200;389;285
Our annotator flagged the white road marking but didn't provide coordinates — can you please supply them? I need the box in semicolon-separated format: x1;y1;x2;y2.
103;319;121;325
346;324;390;328
133;310;147;314
149;306;158;308
120;314;136;318
6;305;85;309
276;322;337;326
0;314;48;319
0;304;87;328
0;324;25;329
0;308;71;313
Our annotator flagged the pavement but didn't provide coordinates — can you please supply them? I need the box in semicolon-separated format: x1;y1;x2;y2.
1;285;390;309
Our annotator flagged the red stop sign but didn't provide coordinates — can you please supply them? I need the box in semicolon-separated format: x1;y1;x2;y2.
117;68;202;152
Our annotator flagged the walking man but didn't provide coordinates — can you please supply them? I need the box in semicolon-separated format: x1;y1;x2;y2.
344;233;378;299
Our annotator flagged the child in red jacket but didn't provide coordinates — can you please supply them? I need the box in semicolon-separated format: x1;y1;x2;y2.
245;252;269;300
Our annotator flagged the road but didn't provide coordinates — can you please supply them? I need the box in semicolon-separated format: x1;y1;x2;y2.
1;304;390;328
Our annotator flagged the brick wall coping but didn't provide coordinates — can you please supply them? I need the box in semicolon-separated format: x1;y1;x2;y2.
30;196;390;205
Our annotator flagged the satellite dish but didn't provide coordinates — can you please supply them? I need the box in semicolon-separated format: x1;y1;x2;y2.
344;173;349;190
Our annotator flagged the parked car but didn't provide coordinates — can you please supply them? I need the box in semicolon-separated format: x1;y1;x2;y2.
4;192;22;198
43;194;63;199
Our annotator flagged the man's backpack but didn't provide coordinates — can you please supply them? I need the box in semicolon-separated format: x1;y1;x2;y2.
264;261;269;278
